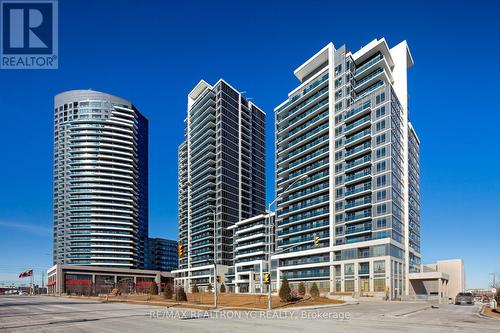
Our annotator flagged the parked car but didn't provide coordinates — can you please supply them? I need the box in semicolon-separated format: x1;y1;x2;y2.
455;292;474;305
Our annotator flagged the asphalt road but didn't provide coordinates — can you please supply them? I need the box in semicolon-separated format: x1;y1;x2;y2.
0;295;498;332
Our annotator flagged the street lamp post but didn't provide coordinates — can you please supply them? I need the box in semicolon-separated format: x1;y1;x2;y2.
266;174;308;310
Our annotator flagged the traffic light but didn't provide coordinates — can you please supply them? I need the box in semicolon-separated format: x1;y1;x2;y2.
263;273;270;284
314;235;320;247
216;275;221;283
177;241;184;258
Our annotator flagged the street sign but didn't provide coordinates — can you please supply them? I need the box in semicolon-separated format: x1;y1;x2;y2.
492;288;497;294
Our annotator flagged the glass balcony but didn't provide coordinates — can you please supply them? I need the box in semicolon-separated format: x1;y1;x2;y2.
354;67;384;89
345;210;371;222
278;86;329;122
345;101;371;120
276;73;328;115
282;123;329;151
354;81;384;101
345;196;371;210
280;181;329;204
345;155;371;171
354;54;383;77
345;234;372;244
278;98;329;133
282;269;330;279
345;223;372;234
278;134;328;162
345;142;371;158
277;170;329;195
345;128;371;145
280;195;329;215
277;218;329;237
278;207;329;226
280;146;329;172
345;114;371;133
345;168;371;183
278;231;329;247
282;158;328;183
280;109;329;141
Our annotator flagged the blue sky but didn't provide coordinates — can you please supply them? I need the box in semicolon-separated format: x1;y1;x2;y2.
0;0;498;288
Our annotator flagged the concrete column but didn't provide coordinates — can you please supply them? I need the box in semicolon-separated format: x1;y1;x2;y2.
329;252;335;293
438;278;442;304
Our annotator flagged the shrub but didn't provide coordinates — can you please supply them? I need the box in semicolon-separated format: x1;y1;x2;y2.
191;284;199;293
175;287;187;301
279;277;292;302
220;283;226;293
207;284;213;293
298;282;306;296
149;281;159;295
310;282;320;298
163;284;173;299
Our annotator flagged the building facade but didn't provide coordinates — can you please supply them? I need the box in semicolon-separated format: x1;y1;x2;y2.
273;39;420;299
174;79;266;291
53;90;148;269
146;238;178;272
47;264;173;295
226;213;275;293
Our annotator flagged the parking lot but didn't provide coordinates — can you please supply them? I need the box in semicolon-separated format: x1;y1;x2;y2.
0;295;498;332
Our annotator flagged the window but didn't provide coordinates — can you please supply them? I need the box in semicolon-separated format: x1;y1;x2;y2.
335;77;343;88
376;217;387;228
376;190;387;201
376;133;386;145
376;161;386;172
335;64;342;76
376;92;386;104
344;280;354;292
372;244;387;256
374;278;386;292
376;147;386;158
376;106;386;118
335;101;343;112
344;264;354;275
374;260;385;273
376;120;386;131
376;175;386;186
377;204;387;214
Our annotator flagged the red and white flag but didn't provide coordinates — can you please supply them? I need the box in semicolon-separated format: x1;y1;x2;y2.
18;269;33;278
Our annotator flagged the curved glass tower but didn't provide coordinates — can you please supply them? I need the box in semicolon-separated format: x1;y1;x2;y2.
53;90;148;268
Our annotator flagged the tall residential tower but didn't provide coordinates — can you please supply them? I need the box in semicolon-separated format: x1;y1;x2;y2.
53;90;148;269
174;79;266;290
273;39;420;299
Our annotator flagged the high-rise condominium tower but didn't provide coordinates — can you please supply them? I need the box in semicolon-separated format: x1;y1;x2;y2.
174;79;266;290
274;39;420;299
53;90;148;268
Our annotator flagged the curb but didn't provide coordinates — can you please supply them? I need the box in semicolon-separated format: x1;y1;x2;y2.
477;304;500;320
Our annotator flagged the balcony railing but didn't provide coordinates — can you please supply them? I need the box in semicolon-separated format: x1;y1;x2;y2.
354;54;383;77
